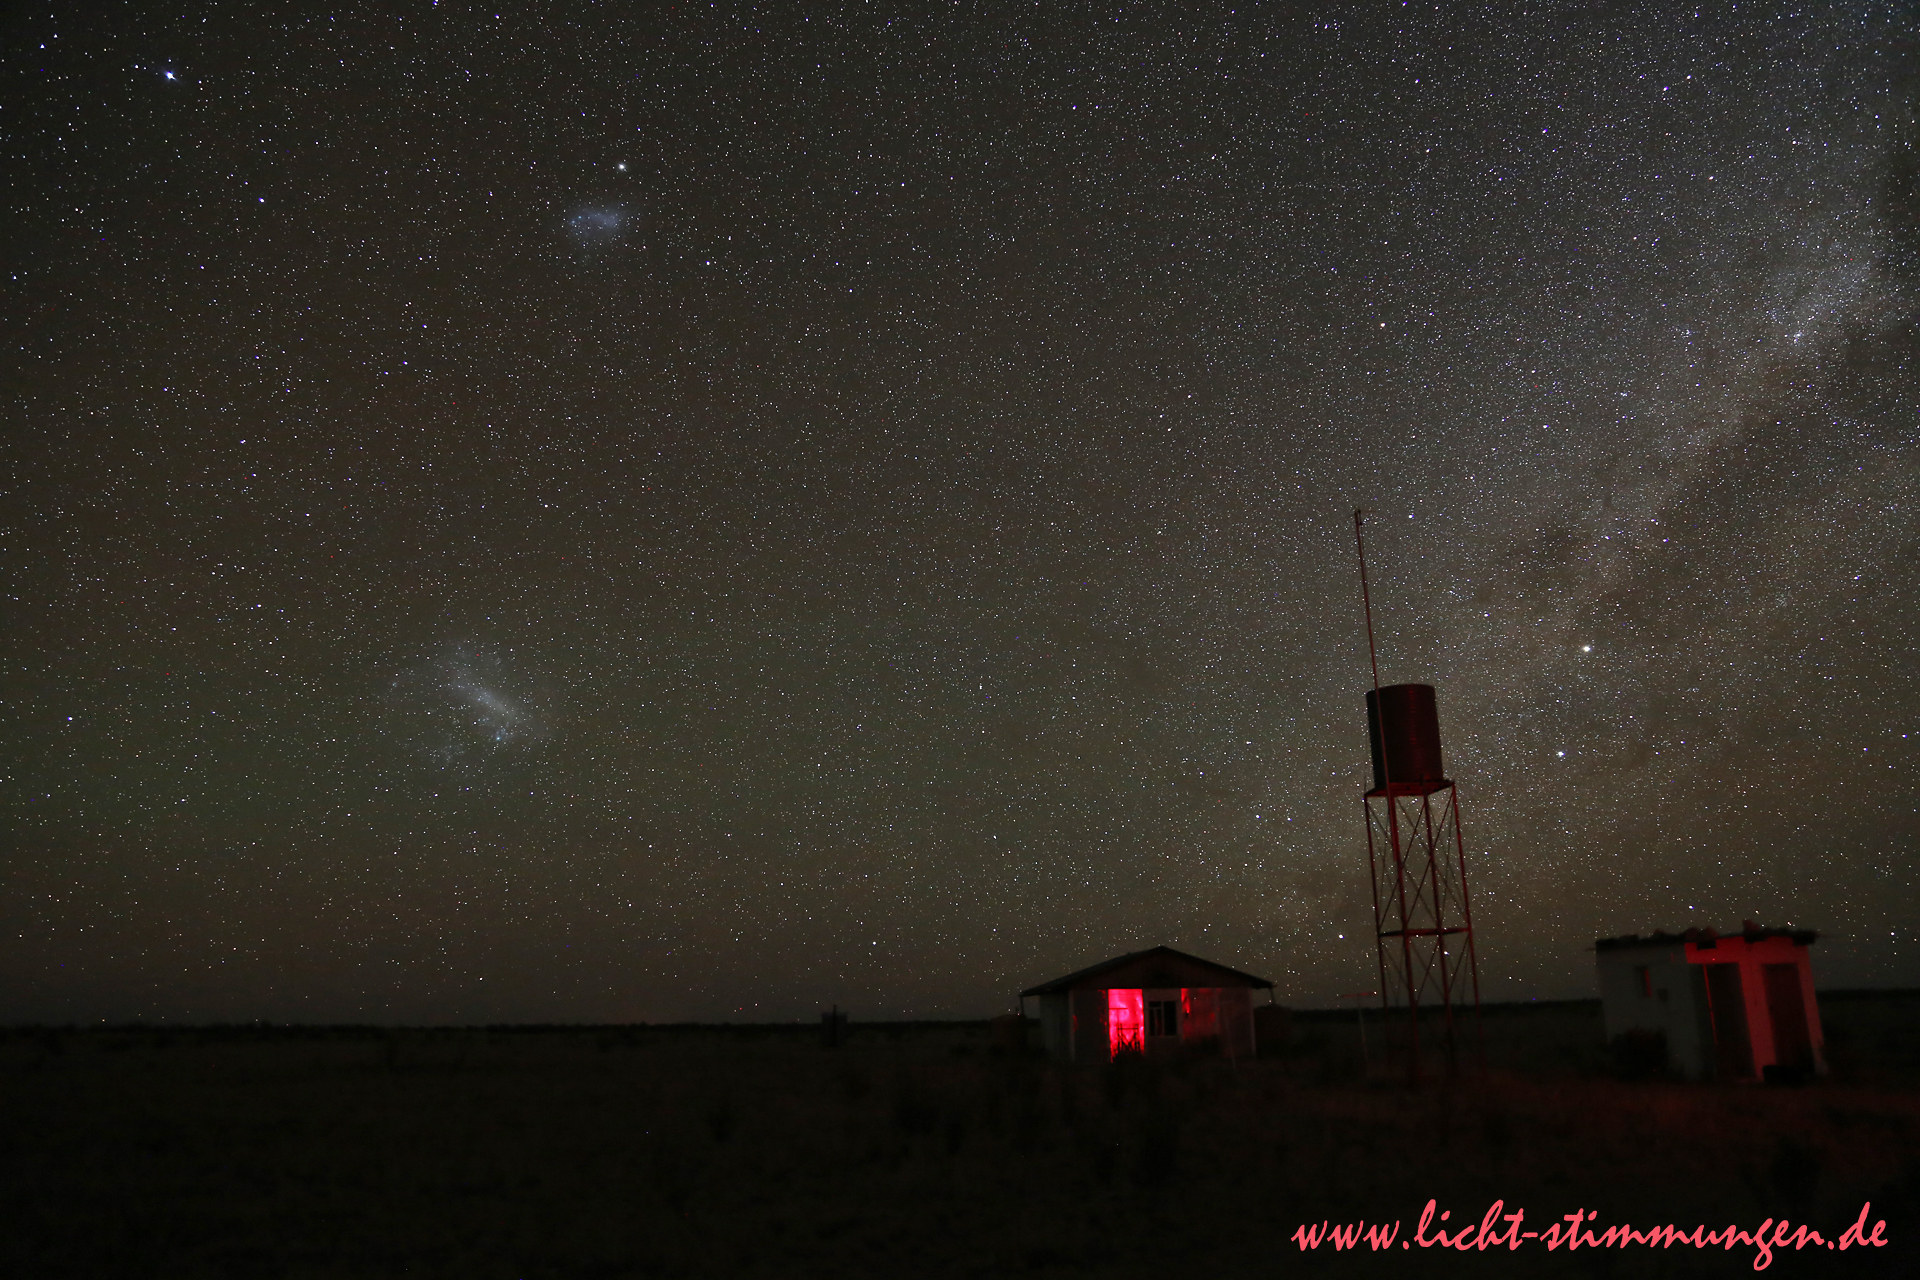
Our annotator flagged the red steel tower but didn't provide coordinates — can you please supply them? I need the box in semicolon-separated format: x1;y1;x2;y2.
1353;512;1482;1079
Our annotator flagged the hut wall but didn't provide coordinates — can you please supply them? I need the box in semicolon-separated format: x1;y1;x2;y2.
1598;944;1714;1078
1070;988;1109;1063
1021;948;1275;1062
1035;993;1071;1061
1180;987;1219;1044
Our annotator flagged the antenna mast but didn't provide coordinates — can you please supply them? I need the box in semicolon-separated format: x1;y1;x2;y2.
1354;509;1383;698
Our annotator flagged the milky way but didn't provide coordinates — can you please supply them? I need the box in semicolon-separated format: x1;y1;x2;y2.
6;3;1915;1023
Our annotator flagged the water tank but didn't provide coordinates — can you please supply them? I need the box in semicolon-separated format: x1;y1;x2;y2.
1366;683;1446;793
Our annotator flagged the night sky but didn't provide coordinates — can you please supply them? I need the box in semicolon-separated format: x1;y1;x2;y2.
6;3;1916;1025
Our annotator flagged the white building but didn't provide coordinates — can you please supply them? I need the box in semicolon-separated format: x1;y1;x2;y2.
1019;946;1272;1063
1595;924;1824;1081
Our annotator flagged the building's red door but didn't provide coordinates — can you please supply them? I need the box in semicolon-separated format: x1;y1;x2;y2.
1705;963;1754;1079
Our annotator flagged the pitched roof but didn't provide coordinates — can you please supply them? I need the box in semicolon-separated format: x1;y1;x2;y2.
1019;945;1275;997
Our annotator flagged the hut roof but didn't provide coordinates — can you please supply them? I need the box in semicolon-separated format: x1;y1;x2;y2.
1595;923;1819;952
1019;945;1274;997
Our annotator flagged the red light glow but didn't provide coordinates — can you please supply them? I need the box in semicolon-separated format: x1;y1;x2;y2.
1182;987;1218;1040
1108;988;1144;1057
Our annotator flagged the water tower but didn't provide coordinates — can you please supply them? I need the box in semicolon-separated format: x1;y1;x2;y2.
1353;512;1482;1078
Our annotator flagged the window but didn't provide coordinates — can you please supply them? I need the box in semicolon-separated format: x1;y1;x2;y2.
1147;999;1179;1037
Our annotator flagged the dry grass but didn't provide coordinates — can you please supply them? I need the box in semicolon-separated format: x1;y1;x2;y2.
4;999;1918;1278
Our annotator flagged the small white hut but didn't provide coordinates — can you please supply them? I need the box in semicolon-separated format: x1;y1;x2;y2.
1595;923;1824;1081
1019;946;1273;1063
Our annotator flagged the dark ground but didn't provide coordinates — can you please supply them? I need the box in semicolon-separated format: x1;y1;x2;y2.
6;993;1920;1278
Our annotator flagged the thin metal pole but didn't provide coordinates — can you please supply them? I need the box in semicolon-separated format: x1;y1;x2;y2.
1340;992;1377;1074
1354;510;1383;694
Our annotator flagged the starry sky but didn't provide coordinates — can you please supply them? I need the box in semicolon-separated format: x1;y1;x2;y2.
5;2;1916;1024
